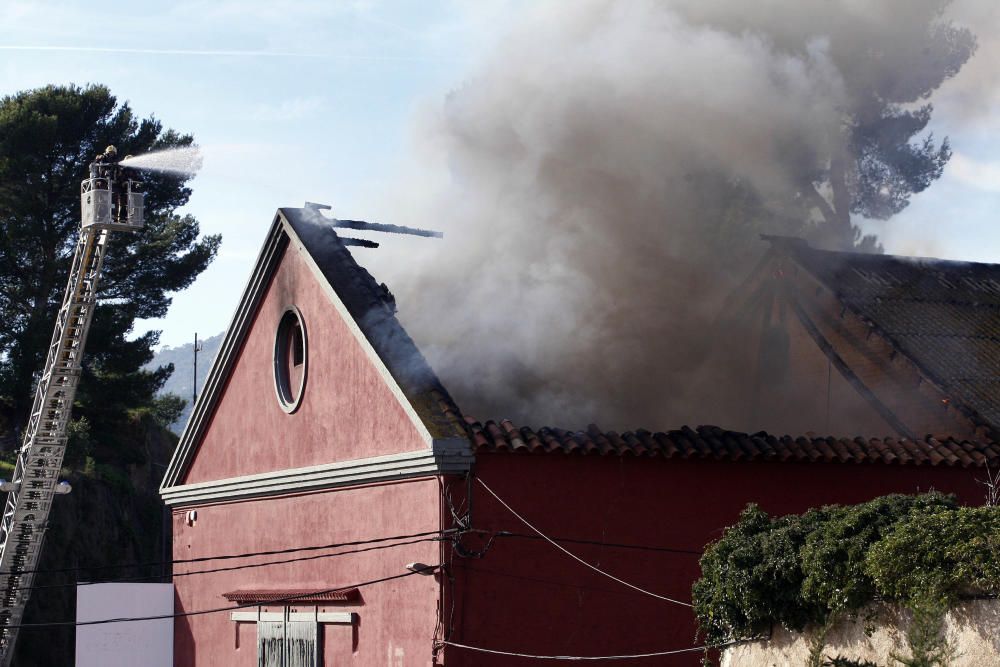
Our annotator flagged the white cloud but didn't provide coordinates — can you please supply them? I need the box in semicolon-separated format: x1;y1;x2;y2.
948;152;1000;192
248;97;323;122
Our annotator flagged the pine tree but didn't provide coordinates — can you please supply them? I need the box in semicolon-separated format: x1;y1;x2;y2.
0;83;219;464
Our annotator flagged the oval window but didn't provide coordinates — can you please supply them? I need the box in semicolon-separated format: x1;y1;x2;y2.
273;307;307;413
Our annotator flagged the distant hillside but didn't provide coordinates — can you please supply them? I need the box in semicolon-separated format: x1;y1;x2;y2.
146;332;224;433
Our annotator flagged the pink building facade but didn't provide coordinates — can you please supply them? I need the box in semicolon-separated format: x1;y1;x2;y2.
160;208;998;666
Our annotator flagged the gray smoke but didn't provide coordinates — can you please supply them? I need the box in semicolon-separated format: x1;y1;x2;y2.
365;0;989;430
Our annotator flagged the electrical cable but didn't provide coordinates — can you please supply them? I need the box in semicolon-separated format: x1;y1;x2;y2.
476;478;693;608
23;534;445;592
438;639;724;660
495;531;702;556
0;528;449;578
6;566;439;631
452;562;674;598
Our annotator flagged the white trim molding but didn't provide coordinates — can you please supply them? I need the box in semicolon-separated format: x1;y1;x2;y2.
231;611;355;624
161;447;472;507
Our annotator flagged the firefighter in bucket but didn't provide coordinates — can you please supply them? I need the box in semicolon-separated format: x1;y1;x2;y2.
89;145;141;226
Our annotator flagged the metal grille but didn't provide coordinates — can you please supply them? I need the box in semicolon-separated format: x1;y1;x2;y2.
256;614;317;667
285;622;318;667
258;621;285;667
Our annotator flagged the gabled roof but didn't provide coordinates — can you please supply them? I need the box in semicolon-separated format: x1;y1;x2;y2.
160;206;467;490
469;419;1000;467
765;236;1000;434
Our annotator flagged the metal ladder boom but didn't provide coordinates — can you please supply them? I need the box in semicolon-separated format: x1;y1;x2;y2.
0;225;112;664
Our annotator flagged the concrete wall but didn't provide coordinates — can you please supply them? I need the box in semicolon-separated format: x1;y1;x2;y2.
722;601;1000;667
443;453;987;667
172;479;442;667
182;242;428;486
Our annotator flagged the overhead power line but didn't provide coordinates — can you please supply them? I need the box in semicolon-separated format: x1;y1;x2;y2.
4;523;705;594
26;535;445;593
439;639;719;661
476;478;693;608
10;567;438;631
0;529;448;578
496;531;702;556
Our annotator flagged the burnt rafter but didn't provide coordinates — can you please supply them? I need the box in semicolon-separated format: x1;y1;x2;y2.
303;202;443;239
786;291;916;440
332;219;443;239
762;235;1000;438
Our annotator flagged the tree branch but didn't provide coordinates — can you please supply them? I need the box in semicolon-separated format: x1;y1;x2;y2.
801;182;837;226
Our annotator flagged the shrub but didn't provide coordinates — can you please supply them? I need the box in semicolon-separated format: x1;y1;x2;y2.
866;505;1000;602
693;504;830;645
800;493;956;613
693;493;997;665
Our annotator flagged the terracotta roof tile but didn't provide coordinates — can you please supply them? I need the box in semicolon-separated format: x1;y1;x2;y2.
953;446;974;467
223;588;360;605
815;438;837;461
830;438;852;462
757;435;781;460
467;420;1000;468
845;438;867;462
719;434;742;460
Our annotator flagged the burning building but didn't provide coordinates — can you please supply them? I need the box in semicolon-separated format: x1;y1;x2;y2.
720;235;1000;441
159;207;998;666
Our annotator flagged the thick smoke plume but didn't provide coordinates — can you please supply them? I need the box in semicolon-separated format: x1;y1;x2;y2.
367;0;987;431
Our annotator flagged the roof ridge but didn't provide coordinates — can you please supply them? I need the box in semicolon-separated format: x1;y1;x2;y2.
282;208;469;440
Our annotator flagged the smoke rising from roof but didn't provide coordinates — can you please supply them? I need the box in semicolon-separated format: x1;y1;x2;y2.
367;0;989;430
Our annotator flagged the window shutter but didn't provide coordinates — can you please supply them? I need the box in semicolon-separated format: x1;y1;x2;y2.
258;620;285;667
284;621;318;667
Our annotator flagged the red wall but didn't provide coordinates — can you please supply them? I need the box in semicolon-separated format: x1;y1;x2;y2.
443;453;986;666
182;242;428;485
173;478;442;667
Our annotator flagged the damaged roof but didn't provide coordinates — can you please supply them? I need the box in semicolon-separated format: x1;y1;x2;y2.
283;207;467;442
161;206;467;489
469;419;1000;467
767;237;1000;433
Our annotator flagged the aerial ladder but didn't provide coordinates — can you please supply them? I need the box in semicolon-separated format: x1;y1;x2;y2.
0;147;144;664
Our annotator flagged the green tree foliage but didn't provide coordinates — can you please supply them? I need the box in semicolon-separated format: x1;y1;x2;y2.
0;84;219;464
866;505;1000;601
691;504;832;644
800;494;957;613
796;2;977;249
150;393;187;430
825;658;881;667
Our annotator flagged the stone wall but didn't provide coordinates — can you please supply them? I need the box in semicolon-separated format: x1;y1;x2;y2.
722;601;1000;667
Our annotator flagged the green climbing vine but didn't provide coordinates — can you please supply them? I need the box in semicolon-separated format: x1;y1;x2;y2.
693;494;1000;666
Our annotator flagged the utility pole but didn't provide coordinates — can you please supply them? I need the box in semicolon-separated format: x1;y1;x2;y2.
193;332;203;404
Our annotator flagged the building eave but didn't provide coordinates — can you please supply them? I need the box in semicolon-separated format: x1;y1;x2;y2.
161;449;473;507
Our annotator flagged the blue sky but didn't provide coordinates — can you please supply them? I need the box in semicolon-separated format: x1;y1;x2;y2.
0;1;517;347
1;1;999;348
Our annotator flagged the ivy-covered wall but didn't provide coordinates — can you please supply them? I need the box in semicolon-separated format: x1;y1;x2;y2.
693;494;1000;666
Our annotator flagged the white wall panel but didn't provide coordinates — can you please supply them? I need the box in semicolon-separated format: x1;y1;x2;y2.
75;583;173;667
